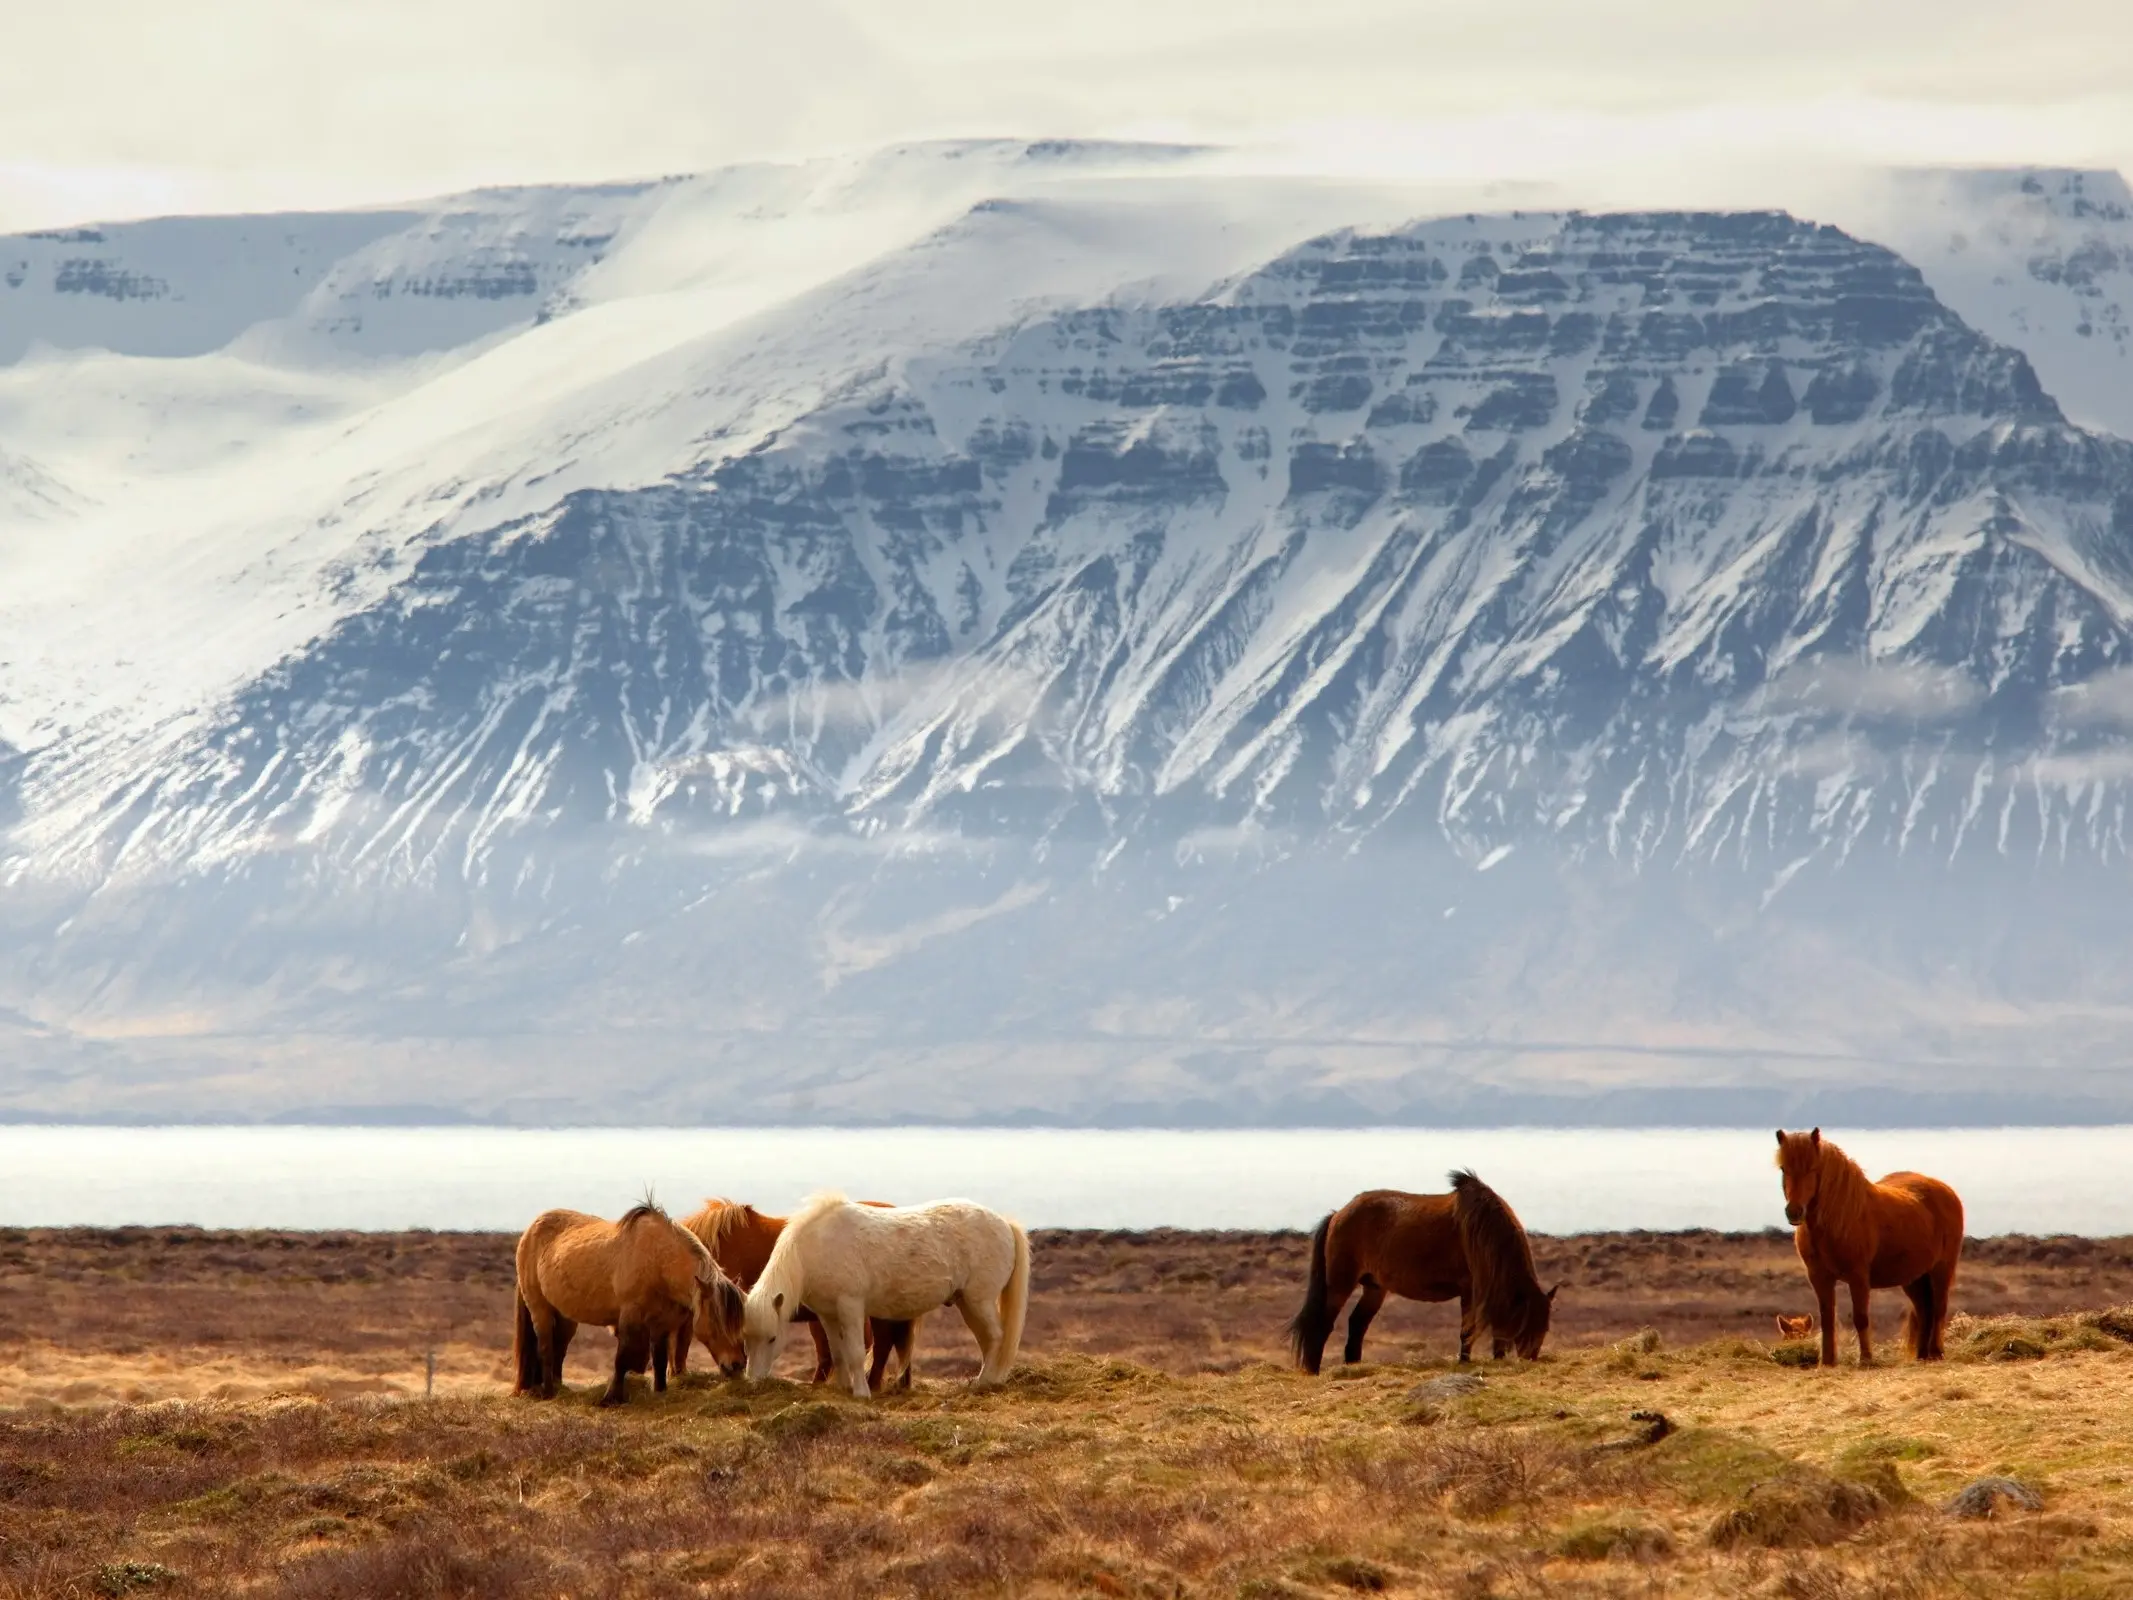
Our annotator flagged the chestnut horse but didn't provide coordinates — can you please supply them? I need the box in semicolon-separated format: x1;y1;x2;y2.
675;1199;916;1389
1288;1171;1559;1374
513;1202;743;1405
1774;1128;1963;1367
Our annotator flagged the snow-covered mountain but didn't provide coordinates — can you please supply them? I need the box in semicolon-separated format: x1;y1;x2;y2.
4;144;2133;1126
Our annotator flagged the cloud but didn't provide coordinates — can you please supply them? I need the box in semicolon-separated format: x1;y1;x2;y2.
1782;731;1885;781
1174;819;1276;864
2051;668;2133;731
0;1;2127;230
1764;658;1984;723
666;817;984;861
2018;748;2133;787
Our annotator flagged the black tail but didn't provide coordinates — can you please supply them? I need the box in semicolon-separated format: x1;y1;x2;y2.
513;1293;542;1393
1286;1214;1335;1374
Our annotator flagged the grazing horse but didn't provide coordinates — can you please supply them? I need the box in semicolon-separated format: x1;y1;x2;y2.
743;1194;1030;1399
513;1202;742;1406
1288;1171;1560;1374
674;1199;916;1388
1774;1128;1964;1367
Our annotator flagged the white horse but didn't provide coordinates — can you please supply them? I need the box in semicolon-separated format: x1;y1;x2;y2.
742;1193;1031;1397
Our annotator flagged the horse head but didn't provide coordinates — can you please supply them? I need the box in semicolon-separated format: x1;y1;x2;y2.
695;1266;748;1378
1774;1127;1823;1225
741;1288;790;1381
1511;1282;1562;1359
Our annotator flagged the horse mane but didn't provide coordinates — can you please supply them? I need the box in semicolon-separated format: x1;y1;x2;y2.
1449;1169;1547;1336
783;1190;849;1235
1805;1136;1876;1242
745;1192;848;1331
618;1196;670;1229
702;1263;746;1330
687;1198;758;1255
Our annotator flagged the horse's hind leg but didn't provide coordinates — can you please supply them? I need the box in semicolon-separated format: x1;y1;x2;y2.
893;1317;917;1390
652;1321;671;1394
1929;1260;1957;1359
959;1291;1006;1386
540;1313;576;1399
1457;1292;1475;1364
1343;1280;1386;1365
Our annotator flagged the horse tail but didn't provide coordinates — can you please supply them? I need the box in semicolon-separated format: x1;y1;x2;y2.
513;1290;541;1393
1451;1170;1542;1348
1286;1213;1335;1373
996;1221;1032;1376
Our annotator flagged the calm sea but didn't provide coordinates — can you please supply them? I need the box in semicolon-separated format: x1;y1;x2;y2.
1;1126;2129;1235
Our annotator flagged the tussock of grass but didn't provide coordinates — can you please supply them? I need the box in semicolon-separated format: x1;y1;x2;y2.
1948;1309;2133;1363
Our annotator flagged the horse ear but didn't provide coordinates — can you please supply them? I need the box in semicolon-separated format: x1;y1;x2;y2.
1774;1128;1785;1146
1809;1127;1821;1146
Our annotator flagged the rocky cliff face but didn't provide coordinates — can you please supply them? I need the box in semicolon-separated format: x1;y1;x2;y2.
5;153;2133;1124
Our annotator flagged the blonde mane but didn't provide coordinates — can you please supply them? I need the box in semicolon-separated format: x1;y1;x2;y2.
742;1192;849;1337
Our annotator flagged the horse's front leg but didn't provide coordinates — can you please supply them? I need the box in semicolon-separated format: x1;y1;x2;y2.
824;1304;872;1400
604;1321;648;1406
1809;1269;1839;1368
1848;1279;1874;1366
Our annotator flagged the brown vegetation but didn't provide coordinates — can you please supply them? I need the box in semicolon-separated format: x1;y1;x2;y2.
7;1226;2133;1596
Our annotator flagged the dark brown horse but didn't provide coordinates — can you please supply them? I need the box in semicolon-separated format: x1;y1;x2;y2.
1288;1171;1559;1373
1775;1128;1963;1367
675;1199;916;1388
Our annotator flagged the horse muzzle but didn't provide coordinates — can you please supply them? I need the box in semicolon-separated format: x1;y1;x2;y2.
1784;1206;1803;1225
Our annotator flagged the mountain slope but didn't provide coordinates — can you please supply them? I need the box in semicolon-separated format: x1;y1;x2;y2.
4;152;2133;1124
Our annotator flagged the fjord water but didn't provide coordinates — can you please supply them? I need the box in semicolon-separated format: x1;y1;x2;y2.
2;1125;2130;1235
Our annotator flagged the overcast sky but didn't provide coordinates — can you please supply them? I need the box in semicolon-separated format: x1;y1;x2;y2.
4;0;2129;227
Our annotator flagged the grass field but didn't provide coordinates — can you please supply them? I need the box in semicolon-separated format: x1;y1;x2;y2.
6;1228;2133;1597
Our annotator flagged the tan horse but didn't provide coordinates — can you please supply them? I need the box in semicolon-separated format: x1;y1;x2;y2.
1775;1128;1964;1367
1288;1170;1559;1373
513;1202;743;1405
674;1198;915;1388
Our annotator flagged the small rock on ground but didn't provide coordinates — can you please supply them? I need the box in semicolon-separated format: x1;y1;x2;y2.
1942;1476;2043;1519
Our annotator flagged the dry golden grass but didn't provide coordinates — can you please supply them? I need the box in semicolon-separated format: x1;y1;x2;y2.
8;1322;2133;1599
10;1227;2133;1597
